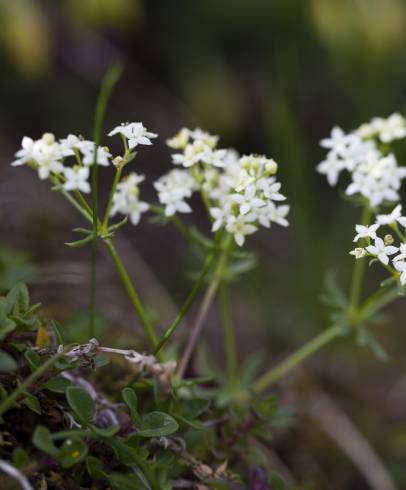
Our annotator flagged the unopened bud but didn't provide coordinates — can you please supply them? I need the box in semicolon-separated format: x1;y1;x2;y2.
42;133;55;145
384;234;394;245
350;247;366;259
265;159;278;176
113;156;124;169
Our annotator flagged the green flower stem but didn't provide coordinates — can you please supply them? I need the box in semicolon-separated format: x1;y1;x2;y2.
73;190;93;217
192;165;212;221
149;204;203;250
104;238;158;349
177;234;233;378
60;188;93;223
89;63;122;339
359;285;400;320
219;283;239;390
252;324;343;394
154;252;216;355
102;165;123;229
349;204;371;316
0;350;66;418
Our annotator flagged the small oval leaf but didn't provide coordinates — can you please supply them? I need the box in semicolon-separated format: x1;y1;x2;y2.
66;386;95;425
138;411;178;438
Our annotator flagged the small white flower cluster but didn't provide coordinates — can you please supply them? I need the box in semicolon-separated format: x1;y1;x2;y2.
159;128;289;246
350;204;406;285
108;122;157;149
110;173;149;225
12;122;155;201
154;170;197;216
317;113;406;207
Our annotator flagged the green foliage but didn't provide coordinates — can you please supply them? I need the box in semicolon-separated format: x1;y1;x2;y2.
66;386;95;425
0;283;289;489
138;411;179;437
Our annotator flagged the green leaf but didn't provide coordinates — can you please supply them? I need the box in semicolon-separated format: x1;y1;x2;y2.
66;387;95;425
22;393;42;415
59;437;88;468
24;350;41;370
109;473;148;490
45;376;73;394
0;350;17;372
122;387;140;423
6;283;29;315
89;424;119;438
270;473;286;490
175;414;205;430
86;455;106;479
0;318;16;341
138;411;179;438
65;235;94;248
12;447;29;468
49;320;64;345
181;398;210;419
33;426;59;458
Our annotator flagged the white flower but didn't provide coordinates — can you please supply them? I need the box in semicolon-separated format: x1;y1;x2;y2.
110;172;149;225
320;126;354;153
379;113;406;143
59;134;81;156
360;113;406;143
257;178;286;201
345;152;406;207
171;140;225;169
78;142;111;167
266;203;290;227
108;122;157;149
231;184;265;215
63;166;90;193
393;243;406;262
225;214;257;247
316;153;346;186
166;128;191;149
394;260;406;286
353;223;380;242
34;134;64;179
127;200;150;225
190;128;219;148
12;133;64;179
366;237;398;265
12;136;35;166
318;118;406;207
376;204;406;226
350;248;367;259
201;148;227;168
210;204;232;232
154;169;196;216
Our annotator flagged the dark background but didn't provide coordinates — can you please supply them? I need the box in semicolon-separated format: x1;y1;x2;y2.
1;1;406;488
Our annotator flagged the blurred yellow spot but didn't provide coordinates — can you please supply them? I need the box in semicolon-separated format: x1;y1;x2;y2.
72;451;80;458
36;326;51;347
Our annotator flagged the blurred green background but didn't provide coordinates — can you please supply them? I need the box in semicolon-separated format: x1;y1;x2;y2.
1;1;406;488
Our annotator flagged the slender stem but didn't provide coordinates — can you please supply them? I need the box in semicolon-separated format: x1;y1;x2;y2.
149;204;205;249
89;166;99;339
154;252;216;355
192;165;212;222
219;283;239;389
359;285;399;320
61;189;92;223
350;204;371;314
252;325;342;393
89;63;123;338
177;234;233;378
104;239;158;348
103;166;123;229
0;351;65;417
